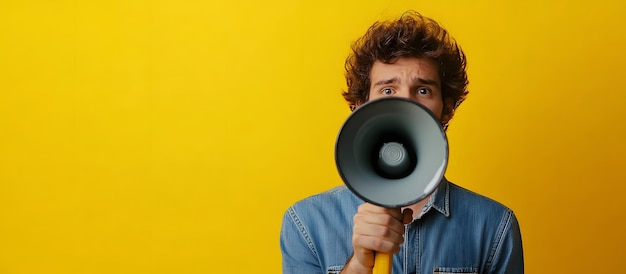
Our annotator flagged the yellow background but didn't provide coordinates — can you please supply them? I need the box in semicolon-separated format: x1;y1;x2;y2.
1;0;625;273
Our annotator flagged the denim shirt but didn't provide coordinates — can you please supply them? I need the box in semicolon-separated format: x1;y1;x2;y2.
280;179;524;274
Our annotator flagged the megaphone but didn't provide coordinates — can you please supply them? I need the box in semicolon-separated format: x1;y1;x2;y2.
335;97;449;273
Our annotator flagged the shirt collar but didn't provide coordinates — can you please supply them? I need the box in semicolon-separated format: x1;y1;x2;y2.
423;177;450;218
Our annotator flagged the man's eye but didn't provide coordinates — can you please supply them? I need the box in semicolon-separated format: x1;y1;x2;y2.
417;87;430;95
382;88;394;95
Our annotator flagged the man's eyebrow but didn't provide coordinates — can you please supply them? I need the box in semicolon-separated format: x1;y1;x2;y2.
413;77;439;86
372;77;400;87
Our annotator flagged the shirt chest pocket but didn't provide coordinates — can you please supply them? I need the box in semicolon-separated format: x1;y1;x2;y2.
433;267;478;273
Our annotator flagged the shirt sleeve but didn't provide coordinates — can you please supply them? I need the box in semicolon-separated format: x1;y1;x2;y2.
487;210;525;274
280;206;324;274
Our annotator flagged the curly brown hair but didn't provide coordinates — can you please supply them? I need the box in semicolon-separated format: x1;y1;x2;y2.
343;11;469;128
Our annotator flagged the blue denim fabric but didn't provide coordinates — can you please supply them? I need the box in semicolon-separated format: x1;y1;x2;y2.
280;179;524;274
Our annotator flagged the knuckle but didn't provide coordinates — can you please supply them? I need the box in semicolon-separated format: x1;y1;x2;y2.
379;226;392;237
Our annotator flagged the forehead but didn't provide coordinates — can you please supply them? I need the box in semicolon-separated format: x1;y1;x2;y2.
370;57;440;83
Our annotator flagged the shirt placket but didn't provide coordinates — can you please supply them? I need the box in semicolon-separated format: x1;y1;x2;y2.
401;219;422;274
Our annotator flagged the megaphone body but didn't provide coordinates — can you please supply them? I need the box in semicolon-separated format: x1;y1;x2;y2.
335;97;449;273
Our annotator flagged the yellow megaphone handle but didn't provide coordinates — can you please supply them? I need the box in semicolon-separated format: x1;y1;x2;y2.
373;252;392;274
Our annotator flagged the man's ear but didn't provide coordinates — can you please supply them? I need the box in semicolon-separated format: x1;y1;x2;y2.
351;99;366;111
441;98;455;125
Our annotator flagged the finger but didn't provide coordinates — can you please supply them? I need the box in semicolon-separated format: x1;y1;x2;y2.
353;211;406;236
358;203;404;221
353;234;402;254
353;221;405;245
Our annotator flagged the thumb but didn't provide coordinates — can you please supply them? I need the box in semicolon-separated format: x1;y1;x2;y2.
402;208;413;224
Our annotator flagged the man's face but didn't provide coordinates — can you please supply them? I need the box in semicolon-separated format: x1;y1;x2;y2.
367;57;447;123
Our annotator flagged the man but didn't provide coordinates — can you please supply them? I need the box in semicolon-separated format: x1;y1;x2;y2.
280;11;524;274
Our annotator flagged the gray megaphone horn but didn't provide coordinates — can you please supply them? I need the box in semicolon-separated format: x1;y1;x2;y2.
334;97;449;273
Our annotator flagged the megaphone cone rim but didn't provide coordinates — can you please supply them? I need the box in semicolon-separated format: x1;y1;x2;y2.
335;97;449;208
